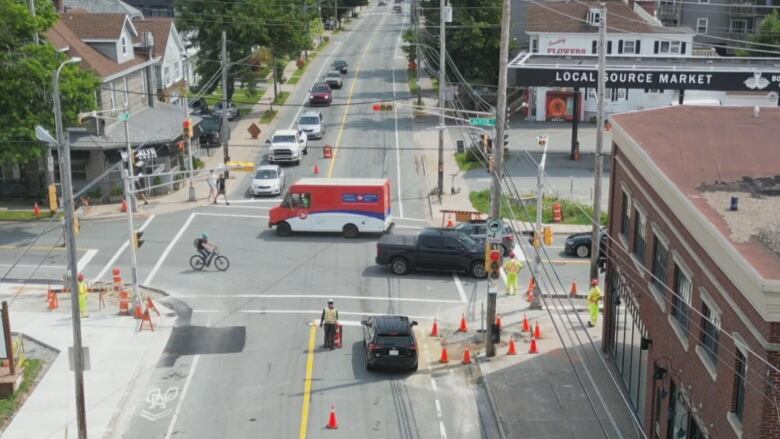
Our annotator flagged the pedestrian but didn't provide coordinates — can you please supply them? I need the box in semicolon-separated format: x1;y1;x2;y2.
503;252;523;295
215;173;229;205
207;170;217;202
319;299;339;349
77;273;89;318
135;170;149;206
587;279;602;327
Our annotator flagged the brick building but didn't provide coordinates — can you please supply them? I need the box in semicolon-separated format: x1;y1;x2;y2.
603;106;780;438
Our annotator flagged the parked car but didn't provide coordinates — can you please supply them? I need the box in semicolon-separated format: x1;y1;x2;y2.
297;111;325;139
393;4;402;13
308;83;332;106
266;129;308;165
564;229;607;259
198;116;222;148
250;165;285;196
378;0;387;5
453;220;516;255
212;101;240;121
325;71;343;89
331;60;348;74
361;315;418;371
375;228;487;278
188;97;209;115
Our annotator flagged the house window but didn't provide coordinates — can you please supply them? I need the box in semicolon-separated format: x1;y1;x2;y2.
671;264;692;335
696;18;708;33
164;66;171;86
110;87;116;110
659;41;681;54
623;40;636;54
651;236;668;290
733;348;746;421
174;61;181;79
0;164;21;181
699;303;720;362
122;36;127;55
645;89;663;94
730;19;747;35
610;88;628;101
531;38;538;53
633;208;646;262
620;191;630;240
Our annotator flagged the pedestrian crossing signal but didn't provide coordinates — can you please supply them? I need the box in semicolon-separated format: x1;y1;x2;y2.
132;230;144;249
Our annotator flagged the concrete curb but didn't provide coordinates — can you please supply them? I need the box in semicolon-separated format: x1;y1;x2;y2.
12;331;61;354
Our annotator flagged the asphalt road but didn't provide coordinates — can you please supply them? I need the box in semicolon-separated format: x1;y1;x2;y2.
0;5;593;439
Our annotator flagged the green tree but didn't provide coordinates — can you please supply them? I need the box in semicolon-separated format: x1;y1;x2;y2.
421;0;501;85
0;0;99;165
738;10;780;57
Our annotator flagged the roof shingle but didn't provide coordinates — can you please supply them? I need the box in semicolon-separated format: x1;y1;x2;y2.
527;0;674;34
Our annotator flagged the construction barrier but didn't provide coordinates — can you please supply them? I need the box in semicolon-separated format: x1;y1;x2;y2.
47;289;58;311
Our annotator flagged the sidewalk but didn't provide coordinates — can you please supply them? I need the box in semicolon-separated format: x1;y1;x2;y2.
0;283;174;439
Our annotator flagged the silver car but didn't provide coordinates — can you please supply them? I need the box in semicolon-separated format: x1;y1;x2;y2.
297;111;325;139
325;71;343;89
250;165;285;196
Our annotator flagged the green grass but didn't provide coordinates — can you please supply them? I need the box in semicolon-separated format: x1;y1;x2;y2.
204;87;262;112
455;153;483;171
0;359;42;424
260;109;278;124
0;211;60;221
469;190;607;225
273;91;290;105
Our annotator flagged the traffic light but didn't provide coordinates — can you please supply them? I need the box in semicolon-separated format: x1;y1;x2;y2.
132;230;144;249
503;134;509;147
182;118;193;138
488;249;501;281
372;103;393;112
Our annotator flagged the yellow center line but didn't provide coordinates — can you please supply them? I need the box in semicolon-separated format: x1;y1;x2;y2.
298;323;317;439
326;13;388;178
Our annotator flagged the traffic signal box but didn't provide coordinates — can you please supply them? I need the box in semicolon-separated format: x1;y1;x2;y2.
132;230;144;249
488;248;502;281
372;104;394;112
182;119;193;138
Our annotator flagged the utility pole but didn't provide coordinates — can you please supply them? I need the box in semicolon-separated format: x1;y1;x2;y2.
183;81;195;202
335;0;339;30
221;31;230;179
122;115;141;312
28;0;39;45
530;136;548;311
590;4;607;281
318;0;323;45
414;0;422;106
437;0;447;197
53;58;88;439
485;0;511;358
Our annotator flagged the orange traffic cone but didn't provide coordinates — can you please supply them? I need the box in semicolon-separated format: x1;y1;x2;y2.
462;347;472;364
526;277;536;295
47;289;59;310
569;279;578;297
495;313;503;331
133;301;143;319
146;297;160;316
326;405;339;429
507;337;518;355
313;164;320;175
120;198;128;213
526;289;536;303
534;322;543;339
521;314;531;332
439;346;449;363
430;319;439;337
458;314;468;332
529;338;539;354
33;202;40;217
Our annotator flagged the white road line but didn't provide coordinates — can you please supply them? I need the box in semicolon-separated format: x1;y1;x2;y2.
163;355;200;439
393;225;424;230
143;213;195;285
391;20;405;218
0;263;66;269
95;215;156;281
194;212;269;220
169;293;462;304
452;273;468;304
435;399;442;418
439;421;448;439
227;199;282;204
76;249;98;272
192;309;434;320
430;378;438;392
207;205;270;210
287;42;342;130
396;217;429;222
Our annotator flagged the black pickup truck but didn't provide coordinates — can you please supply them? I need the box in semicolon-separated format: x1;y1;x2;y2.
375;228;487;278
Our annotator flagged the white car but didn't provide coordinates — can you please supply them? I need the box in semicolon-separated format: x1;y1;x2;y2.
297;111;325;139
250;165;285;196
266;129;308;165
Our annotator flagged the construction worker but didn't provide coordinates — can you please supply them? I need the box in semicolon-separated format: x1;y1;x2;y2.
503;252;524;295
77;273;89;318
587;279;602;327
320;299;339;349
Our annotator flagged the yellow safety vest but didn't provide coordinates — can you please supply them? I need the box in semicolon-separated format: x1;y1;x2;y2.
504;259;523;274
587;286;602;304
78;281;88;296
323;308;338;324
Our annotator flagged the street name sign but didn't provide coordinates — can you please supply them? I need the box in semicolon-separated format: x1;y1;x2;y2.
469;118;496;127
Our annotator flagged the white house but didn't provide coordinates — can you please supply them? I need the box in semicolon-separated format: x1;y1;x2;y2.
133;18;187;105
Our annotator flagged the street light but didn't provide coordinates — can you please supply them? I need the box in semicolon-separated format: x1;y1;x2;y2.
52;56;89;439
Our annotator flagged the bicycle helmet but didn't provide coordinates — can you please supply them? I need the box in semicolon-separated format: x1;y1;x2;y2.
201;232;209;239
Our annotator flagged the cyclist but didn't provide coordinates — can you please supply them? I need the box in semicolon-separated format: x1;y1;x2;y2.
194;232;215;262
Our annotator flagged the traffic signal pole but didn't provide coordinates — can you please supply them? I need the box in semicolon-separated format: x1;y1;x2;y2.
122;117;141;311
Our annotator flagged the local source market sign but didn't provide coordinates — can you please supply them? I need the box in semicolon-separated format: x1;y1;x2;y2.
516;68;780;91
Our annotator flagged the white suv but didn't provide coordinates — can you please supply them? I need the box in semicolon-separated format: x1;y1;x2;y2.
266;129;308;165
297;111;325;139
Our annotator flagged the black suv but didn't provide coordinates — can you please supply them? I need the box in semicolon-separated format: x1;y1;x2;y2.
198;115;222;148
331;60;348;74
361;315;418;372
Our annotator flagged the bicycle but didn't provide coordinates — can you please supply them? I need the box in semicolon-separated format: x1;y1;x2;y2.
189;247;230;271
